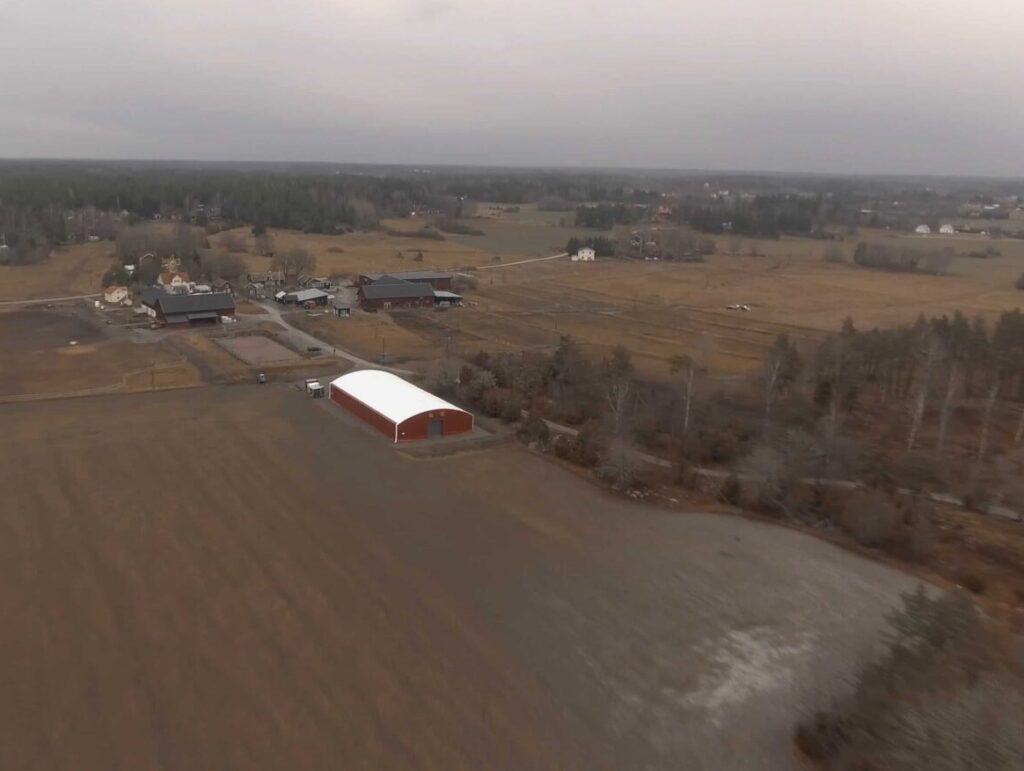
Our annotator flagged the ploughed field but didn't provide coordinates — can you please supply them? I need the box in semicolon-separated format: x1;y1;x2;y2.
0;386;918;770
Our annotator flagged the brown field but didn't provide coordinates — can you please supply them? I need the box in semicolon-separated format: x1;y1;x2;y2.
0;241;111;301
0;385;919;770
0;309;198;398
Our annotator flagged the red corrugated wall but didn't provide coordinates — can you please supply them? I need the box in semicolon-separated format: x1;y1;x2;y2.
330;384;397;440
330;384;473;442
397;409;474;441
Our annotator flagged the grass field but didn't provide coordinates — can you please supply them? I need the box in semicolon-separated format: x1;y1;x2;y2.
0;241;111;301
4;221;1021;380
214;226;494;277
0;385;919;770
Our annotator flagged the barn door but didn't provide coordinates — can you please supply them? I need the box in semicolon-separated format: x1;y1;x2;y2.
428;419;444;438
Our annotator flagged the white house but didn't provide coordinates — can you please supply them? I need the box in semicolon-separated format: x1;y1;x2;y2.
104;286;129;305
572;247;596;262
939;224;956;234
158;271;192;294
914;225;932;235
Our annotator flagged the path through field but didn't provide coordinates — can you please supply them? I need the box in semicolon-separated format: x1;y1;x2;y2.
0;387;919;770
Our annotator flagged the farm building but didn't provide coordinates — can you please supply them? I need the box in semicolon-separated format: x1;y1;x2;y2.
104;286;130;304
358;277;436;311
572;248;596;262
329;370;473;442
158;271;192;293
359;271;453;291
151;292;236;326
284;288;331;307
939;224;956;234
914;225;932;235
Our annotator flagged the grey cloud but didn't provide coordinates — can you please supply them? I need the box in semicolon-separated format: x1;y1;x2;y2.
1;0;1022;175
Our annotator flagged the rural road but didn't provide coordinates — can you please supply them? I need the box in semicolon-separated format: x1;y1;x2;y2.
257;300;415;375
0;293;101;307
476;252;568;270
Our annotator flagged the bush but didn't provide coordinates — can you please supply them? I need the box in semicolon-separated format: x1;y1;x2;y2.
435;217;485;236
719;474;743;506
956;571;987;595
794;712;848;762
839;489;900;547
1016;272;1024;291
518;412;550;445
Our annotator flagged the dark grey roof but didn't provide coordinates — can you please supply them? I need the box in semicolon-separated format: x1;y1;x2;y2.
361;282;435;301
139;287;164;307
363;271;451;283
155;292;235;315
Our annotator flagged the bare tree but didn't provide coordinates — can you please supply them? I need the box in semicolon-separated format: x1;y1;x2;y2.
907;333;940;450
763;334;802;432
936;361;962;455
271;248;316;281
254;231;275;257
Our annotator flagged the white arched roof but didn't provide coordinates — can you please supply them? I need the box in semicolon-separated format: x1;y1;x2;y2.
330;370;468;425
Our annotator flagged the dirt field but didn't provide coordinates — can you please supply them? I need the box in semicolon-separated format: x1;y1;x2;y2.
217;334;301;365
0;309;198;398
0;386;920;770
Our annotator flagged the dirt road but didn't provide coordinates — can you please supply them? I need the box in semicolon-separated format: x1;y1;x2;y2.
0;387;919;770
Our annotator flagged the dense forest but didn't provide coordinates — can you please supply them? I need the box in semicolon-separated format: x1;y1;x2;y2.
3;161;1023;265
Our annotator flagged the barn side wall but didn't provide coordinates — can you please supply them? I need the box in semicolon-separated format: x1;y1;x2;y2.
330;385;397;441
397;409;474;441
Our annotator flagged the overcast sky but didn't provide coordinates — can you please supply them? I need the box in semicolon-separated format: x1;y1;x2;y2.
2;0;1022;176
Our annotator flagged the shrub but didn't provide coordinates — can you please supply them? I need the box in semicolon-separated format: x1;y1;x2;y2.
518;412;550;445
1016;272;1024;291
719;474;743;506
435;217;485;236
956;571;987;595
794;712;848;762
839;490;900;547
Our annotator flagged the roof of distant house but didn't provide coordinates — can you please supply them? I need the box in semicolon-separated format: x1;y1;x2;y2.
361;281;435;301
154;292;235;315
139;287;163;307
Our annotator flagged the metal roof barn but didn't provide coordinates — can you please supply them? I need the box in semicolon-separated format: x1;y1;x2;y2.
329;370;473;442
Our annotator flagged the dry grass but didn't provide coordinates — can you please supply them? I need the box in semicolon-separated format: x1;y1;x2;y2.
286;310;440;363
216;225;1024;377
212;226;493;278
0;242;112;301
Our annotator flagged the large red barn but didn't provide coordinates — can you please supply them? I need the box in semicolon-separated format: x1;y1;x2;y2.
329;370;473;442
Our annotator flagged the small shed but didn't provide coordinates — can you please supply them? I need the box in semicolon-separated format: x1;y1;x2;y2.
290;288;330;307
